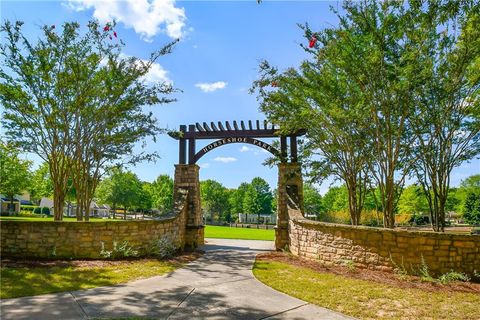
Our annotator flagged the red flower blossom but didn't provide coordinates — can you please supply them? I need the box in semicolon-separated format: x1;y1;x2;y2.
103;25;110;32
309;36;317;48
114;31;117;38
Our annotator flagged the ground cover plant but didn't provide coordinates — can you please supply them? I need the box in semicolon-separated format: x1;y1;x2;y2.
253;252;480;320
204;225;274;241
0;252;200;299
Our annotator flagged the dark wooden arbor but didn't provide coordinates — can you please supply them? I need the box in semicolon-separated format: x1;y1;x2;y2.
169;120;306;164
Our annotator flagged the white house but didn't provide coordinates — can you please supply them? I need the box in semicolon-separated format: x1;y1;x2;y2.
40;198;111;218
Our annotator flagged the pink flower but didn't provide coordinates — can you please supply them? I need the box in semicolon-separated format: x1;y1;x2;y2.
114;31;117;38
103;25;110;32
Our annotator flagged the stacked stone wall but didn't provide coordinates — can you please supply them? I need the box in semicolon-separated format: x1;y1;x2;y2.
289;218;480;276
1;192;188;259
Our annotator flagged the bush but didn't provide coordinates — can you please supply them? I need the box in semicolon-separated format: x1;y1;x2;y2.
360;210;383;226
33;207;50;215
148;236;177;258
322;210;351;224
100;241;139;259
439;271;470;284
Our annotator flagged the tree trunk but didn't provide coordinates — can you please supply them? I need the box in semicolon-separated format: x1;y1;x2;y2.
53;188;65;221
124;207;127;220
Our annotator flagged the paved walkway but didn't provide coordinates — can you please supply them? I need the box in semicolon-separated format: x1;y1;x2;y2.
1;238;353;320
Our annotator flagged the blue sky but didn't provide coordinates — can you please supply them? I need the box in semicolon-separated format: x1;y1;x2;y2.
1;0;478;193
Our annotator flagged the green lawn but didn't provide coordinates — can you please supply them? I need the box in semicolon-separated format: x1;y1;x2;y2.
205;225;274;241
1;258;191;299
0;216;121;222
253;259;480;320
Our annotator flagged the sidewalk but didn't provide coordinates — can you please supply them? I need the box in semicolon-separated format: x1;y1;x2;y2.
1;238;353;320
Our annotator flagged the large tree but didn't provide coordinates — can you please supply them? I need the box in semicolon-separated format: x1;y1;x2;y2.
407;1;480;232
0;142;31;214
150;174;174;215
96;168;142;219
0;20;176;220
28;162;53;204
200;180;230;223
243;177;273;223
303;184;324;218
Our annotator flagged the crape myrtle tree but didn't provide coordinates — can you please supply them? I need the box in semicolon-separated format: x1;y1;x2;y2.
406;1;480;232
0;142;31;214
0;20;177;221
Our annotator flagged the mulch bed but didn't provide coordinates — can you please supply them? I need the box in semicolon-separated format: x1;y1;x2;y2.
1;251;203;269
256;252;480;294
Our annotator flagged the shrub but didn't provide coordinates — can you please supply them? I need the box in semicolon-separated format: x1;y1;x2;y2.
360;210;383;226
439;271;470;284
100;241;139;259
418;255;436;282
33;207;50;215
148;236;177;259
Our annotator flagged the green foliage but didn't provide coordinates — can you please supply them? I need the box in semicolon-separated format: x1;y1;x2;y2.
418;256;436;282
100;241;139;259
463;192;480;225
341;259;356;272
201;180;231;222
150;175;174;215
243;177;273;219
96;168;143;216
303;184;324;217
20;205;38;212
0;20;177;220
439;271;470;284
0;142;31;210
28;163;53;203
397;185;429;215
147;236;177;258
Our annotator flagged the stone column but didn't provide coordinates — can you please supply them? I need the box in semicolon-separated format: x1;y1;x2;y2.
276;162;304;250
174;164;204;248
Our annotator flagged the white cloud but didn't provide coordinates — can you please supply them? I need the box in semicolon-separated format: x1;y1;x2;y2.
142;61;171;84
239;146;252;152
195;81;227;93
199;163;210;169
117;53;171;84
214;157;237;163
65;0;186;41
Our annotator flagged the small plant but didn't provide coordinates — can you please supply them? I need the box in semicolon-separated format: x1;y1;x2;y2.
148;236;177;259
418;255;436;282
390;254;408;280
100;241;139;259
341;259;356;272
439;271;470;284
49;245;57;258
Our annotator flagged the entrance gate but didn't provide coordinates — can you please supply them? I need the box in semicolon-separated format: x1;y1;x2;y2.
169;121;306;249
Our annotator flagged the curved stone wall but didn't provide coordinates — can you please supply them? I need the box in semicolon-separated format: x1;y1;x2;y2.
1;190;189;259
289;218;480;276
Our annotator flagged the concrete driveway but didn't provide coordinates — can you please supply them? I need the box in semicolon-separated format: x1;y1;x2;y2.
1;238;353;320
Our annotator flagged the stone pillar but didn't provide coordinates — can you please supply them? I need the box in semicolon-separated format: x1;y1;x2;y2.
174;164;204;248
276;162;304;250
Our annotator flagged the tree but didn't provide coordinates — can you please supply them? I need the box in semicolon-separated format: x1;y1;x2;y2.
463;192;480;225
29;162;53;204
303;184;324;218
229;182;249;222
150;175;174;215
243;177;273;223
96;168;141;219
408;1;480;232
0;142;31;214
397;185;429;216
322;185;348;214
200;180;230;223
0;20;176;220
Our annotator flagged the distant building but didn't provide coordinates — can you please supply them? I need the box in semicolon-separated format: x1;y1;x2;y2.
0;195;20;215
40;197;111;217
238;213;276;224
